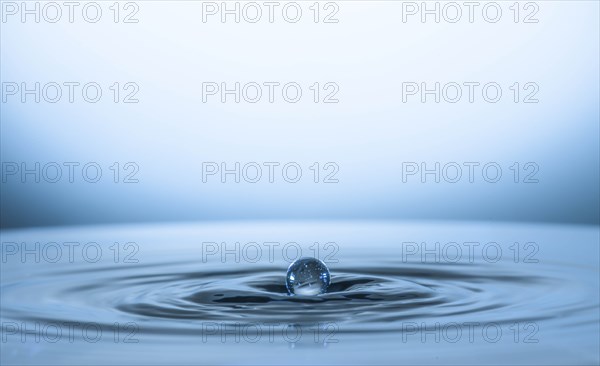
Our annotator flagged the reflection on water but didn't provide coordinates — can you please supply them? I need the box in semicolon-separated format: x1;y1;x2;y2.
1;221;599;365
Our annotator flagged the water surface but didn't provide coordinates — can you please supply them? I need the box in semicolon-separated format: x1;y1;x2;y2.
1;221;598;365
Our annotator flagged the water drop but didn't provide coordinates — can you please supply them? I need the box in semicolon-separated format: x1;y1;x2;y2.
286;257;330;296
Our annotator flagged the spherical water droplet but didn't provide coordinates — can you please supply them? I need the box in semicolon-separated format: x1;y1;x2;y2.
286;257;330;296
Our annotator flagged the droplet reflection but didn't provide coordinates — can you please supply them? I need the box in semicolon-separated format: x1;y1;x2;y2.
285;257;331;296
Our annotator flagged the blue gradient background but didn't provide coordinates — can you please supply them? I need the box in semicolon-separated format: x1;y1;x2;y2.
1;1;599;228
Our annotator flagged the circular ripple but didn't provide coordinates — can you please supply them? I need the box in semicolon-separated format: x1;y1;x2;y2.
56;264;564;332
0;260;587;336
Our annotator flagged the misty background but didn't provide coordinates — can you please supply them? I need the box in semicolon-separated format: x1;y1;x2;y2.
1;1;598;228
